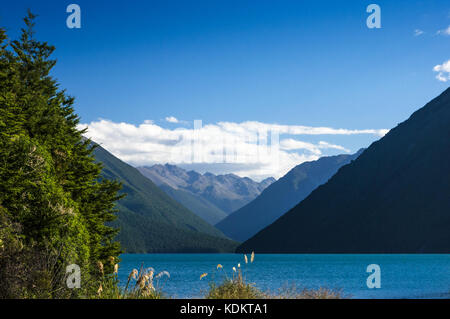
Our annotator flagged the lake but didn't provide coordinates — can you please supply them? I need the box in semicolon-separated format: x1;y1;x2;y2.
118;254;450;299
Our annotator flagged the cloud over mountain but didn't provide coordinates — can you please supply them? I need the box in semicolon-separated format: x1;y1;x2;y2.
79;119;387;180
433;59;450;82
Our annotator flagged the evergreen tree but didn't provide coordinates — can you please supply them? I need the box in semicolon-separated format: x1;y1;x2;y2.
0;11;123;297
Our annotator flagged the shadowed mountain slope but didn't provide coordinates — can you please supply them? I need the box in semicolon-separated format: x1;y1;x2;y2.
238;88;450;253
217;150;363;241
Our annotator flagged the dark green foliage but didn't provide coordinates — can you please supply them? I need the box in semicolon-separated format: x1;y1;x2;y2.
238;88;450;253
217;150;363;241
93;145;239;253
0;12;122;297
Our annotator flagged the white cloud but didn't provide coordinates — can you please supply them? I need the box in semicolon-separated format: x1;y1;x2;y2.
279;139;350;155
79;120;387;180
414;29;424;36
280;139;321;154
317;141;351;153
217;121;388;137
433;60;450;82
437;25;450;35
165;116;179;123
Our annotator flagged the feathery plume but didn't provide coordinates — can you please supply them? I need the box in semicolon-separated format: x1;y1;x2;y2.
200;273;208;280
97;261;104;275
217;264;223;270
244;255;248;264
147;269;154;281
251;251;255;263
128;269;138;280
155;271;170;279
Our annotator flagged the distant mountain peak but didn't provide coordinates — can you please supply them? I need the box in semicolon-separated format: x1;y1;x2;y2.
92;145;237;253
137;164;275;217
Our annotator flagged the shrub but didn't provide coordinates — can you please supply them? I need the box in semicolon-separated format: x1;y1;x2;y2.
206;279;264;299
203;252;264;299
202;252;343;299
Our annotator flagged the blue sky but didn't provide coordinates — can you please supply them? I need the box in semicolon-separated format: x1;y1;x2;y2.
1;1;449;179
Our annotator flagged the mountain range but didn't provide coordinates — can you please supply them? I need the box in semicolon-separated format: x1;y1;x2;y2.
92;145;238;253
237;87;450;253
137;164;275;224
216;149;364;241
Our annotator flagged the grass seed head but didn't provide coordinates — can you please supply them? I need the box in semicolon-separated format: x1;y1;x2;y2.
155;271;170;279
97;261;104;274
128;269;138;280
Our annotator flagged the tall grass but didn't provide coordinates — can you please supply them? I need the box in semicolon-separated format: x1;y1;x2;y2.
0;251;343;299
201;252;261;299
95;261;169;299
200;252;343;299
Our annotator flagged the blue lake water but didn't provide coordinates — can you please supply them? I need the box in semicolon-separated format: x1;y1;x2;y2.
118;254;450;299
